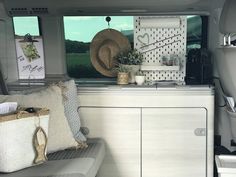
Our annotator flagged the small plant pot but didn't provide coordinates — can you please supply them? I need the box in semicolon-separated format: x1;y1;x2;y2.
129;65;141;83
117;72;129;85
122;65;140;83
135;75;145;85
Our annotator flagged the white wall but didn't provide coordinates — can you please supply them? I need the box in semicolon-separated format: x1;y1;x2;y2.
40;16;67;76
0;2;18;82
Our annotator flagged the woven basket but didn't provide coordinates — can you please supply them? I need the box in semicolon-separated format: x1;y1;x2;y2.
0;108;49;122
117;72;129;85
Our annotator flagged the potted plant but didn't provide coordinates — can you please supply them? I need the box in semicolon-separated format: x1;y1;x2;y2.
135;70;146;85
115;49;143;83
114;64;130;85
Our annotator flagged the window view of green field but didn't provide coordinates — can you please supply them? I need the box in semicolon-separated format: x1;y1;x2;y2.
12;16;204;80
64;16;203;79
64;16;134;79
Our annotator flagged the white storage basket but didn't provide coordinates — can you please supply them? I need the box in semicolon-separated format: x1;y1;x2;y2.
0;108;49;173
215;155;236;177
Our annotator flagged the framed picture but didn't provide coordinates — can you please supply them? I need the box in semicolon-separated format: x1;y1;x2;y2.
15;35;45;79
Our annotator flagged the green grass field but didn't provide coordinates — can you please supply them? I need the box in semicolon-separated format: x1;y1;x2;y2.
66;53;91;68
66;53;106;78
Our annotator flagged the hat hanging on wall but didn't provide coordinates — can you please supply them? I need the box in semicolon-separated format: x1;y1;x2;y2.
90;27;131;77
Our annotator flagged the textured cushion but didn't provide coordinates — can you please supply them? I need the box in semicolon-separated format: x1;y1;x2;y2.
0;158;93;177
0;138;105;177
62;80;86;142
0;85;78;153
48;138;106;177
48;138;105;160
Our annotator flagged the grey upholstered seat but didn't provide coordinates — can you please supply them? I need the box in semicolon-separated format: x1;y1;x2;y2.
0;138;105;177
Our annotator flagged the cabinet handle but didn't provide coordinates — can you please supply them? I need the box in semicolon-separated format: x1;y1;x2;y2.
194;128;206;136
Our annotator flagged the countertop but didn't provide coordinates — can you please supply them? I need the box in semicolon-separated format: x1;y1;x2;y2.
6;79;214;95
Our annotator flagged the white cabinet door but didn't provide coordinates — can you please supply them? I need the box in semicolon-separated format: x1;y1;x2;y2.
142;108;206;177
79;107;141;177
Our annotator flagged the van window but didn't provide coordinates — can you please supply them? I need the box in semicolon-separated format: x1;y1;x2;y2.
63;16;133;79
187;15;207;51
64;15;206;80
13;17;40;36
12;17;46;80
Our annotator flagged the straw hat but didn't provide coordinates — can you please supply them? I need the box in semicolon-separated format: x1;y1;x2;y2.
90;29;131;77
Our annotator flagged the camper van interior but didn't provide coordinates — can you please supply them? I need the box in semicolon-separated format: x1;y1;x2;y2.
0;0;236;177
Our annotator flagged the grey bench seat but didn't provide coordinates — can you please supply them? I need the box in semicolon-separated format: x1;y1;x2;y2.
0;138;105;177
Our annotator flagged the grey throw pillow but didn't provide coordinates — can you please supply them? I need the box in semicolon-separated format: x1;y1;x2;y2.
62;80;87;142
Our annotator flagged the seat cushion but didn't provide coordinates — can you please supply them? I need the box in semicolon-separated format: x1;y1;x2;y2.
48;138;104;160
0;138;105;177
48;138;105;177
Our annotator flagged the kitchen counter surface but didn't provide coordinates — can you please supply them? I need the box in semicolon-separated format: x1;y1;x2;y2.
6;79;214;95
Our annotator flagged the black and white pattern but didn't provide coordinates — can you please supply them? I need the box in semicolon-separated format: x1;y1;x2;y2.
134;16;187;83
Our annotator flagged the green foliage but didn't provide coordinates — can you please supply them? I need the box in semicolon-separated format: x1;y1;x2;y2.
21;43;40;62
135;70;144;76
114;64;130;73
68;65;105;78
115;49;143;65
66;53;91;67
66;53;106;78
65;40;90;53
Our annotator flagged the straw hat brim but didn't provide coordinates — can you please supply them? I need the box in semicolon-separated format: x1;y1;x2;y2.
90;29;131;77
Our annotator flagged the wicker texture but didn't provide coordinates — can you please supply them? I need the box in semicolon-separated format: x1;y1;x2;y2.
90;29;131;77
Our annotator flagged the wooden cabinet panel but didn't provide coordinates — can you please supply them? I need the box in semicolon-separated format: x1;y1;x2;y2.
142;108;207;177
79;107;141;177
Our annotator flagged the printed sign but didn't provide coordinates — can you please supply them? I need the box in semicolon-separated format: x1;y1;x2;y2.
15;36;45;79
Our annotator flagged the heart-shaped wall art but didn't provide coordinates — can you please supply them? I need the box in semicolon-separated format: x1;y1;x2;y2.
137;33;149;47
